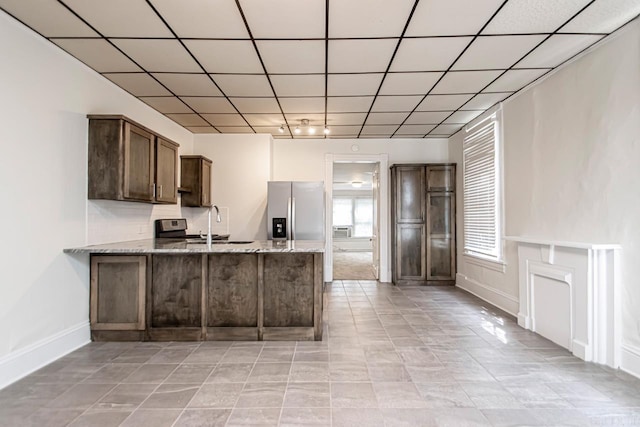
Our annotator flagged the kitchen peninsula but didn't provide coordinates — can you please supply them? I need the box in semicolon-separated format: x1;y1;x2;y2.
64;240;324;342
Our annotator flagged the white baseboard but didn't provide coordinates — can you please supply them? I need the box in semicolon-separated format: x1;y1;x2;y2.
0;321;90;389
456;273;519;317
620;344;640;379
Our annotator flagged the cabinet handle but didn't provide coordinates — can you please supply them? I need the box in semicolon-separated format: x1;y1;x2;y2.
159;185;163;199
153;183;156;198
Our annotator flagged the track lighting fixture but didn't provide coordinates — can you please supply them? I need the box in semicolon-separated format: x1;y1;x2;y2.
278;124;284;133
293;119;329;136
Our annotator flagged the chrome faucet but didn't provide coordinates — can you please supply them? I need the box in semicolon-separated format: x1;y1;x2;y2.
206;205;221;245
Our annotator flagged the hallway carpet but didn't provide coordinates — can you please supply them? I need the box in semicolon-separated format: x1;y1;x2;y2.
332;251;376;280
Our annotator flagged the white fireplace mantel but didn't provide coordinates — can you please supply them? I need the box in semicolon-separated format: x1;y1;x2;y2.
505;236;621;368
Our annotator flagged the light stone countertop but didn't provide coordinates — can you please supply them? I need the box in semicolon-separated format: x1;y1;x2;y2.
64;239;325;254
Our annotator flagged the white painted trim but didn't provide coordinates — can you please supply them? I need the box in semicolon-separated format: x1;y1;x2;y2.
455;273;519;317
325;153;390;283
0;322;90;389
505;236;621;250
621;344;640;380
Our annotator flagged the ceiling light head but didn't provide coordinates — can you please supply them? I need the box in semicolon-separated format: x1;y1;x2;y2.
308;126;316;135
323;126;330;135
351;181;363;188
278;125;284;133
294;126;301;134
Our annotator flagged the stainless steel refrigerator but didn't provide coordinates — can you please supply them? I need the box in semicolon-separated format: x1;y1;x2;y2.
267;181;325;240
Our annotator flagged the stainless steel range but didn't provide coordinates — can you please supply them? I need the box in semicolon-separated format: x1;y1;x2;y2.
154;218;228;243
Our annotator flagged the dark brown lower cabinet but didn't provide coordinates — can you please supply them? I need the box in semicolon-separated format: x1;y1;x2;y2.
90;255;146;341
392;163;456;285
90;252;323;341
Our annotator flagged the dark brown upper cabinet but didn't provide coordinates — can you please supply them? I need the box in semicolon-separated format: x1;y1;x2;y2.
88;115;179;204
180;155;212;207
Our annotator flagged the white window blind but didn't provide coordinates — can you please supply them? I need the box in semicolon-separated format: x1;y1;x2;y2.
463;114;501;260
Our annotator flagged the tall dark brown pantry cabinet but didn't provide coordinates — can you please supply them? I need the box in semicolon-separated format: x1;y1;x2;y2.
391;164;456;285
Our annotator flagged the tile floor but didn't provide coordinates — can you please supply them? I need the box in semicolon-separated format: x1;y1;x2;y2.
1;281;639;426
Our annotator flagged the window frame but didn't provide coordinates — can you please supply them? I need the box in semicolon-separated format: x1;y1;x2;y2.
462;107;505;266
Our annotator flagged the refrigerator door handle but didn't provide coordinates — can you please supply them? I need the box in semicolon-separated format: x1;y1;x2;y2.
287;196;292;239
291;197;296;240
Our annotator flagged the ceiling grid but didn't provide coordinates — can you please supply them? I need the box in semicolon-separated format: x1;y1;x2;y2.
0;0;638;138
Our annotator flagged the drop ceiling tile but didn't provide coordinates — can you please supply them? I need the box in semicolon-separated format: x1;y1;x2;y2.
330;0;415;38
112;40;201;72
185;40;263;74
216;126;255;134
327;113;368;126
104;73;171;96
390;37;472;72
152;74;222;96
140;96;193;113
271;75;325;97
361;125;397;136
328;125;363;135
380;72;443;95
254;126;291;136
404;111;452;124
0;0;98;37
257;40;324;74
285;113;325;124
327;97;374;112
212;74;272;97
444;110;484;124
460;92;511;110
430;124;464;135
366;112;410;125
63;0;172;37
406;0;503;36
516;34;604;68
371;96;424;112
51;39;140;72
230;97;281;113
452;35;547;71
181;96;237;113
243;114;286;127
483;68;550;92
483;0;592;34
200;113;248;126
561;0;640;33
186;127;218;134
328;40;397;73
416;94;474;111
279;97;325;114
150;0;248;38
395;124;436;135
431;70;503;94
328;74;384;96
240;0;325;38
166;113;209;127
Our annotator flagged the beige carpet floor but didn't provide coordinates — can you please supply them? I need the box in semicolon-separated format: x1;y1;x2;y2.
332;251;376;280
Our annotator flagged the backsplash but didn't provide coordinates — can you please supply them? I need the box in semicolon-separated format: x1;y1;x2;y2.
87;200;181;245
87;200;230;244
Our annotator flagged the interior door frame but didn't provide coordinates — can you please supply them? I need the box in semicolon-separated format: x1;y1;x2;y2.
324;153;390;283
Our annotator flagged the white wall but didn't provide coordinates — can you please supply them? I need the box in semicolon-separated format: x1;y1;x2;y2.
450;19;640;373
191;134;272;241
272;138;449;181
0;11;193;387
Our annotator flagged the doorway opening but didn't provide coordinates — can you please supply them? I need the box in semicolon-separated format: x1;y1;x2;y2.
331;162;380;281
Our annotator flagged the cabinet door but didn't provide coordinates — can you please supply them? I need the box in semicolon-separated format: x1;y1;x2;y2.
90;255;146;330
396;224;426;281
151;255;202;328
426;165;455;192
155;138;178;204
201;160;212;207
426;192;456;280
123;123;154;201
395;166;425;223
